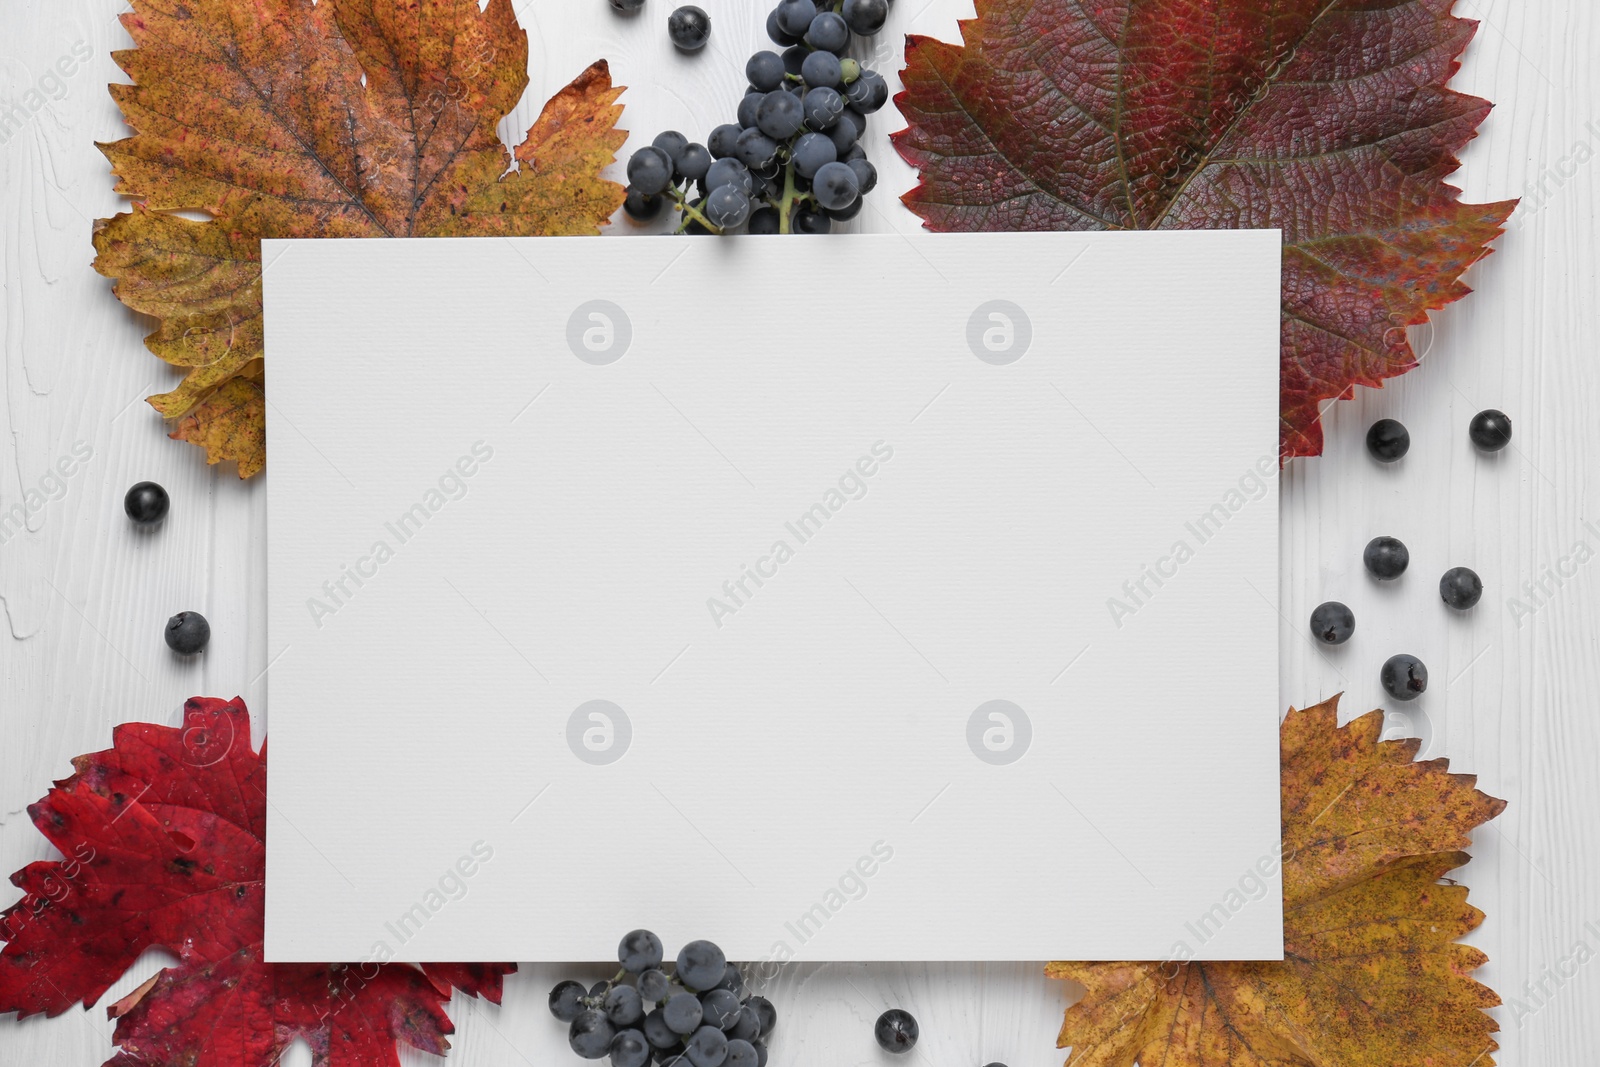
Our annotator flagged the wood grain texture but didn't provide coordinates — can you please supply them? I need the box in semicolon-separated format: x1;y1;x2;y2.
1;0;1596;1065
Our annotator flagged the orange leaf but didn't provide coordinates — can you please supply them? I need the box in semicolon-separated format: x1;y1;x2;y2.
92;0;627;476
1048;695;1506;1067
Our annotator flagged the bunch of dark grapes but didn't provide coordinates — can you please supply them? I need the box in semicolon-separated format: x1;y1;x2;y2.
551;930;777;1067
623;0;892;234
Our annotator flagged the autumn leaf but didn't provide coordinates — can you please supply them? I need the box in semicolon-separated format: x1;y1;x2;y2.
1047;696;1506;1067
93;0;628;477
0;697;514;1067
892;0;1516;459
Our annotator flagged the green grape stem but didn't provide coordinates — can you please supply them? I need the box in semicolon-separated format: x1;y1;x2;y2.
669;183;723;235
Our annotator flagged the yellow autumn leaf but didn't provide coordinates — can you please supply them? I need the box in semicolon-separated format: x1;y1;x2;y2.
92;0;627;475
1048;695;1506;1067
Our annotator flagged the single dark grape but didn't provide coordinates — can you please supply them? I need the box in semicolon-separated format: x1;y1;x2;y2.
792;131;837;178
781;45;807;76
704;185;753;229
612;1030;653;1067
638;968;670;1003
874;1009;919;1054
628;146;674;195
736;92;762;129
751;1041;768;1067
724;1039;759;1067
767;7;801;46
803;85;845;129
708;124;742;159
623;186;664;221
606;984;646;1026
685;1025;728;1067
572;1011;619;1060
792;207;831;233
756;90;805;139
1380;654;1428;701
747;51;786;91
668;6;711;50
664;991;704;1034
844;69;889;112
705;158;753;195
748;207;780;234
846;157;877;195
824;197;863;221
1363;535;1409;581
551;980;588;1021
124;481;170;525
676;142;712;182
812;161;859;211
1309;601;1355;645
1439;566;1483;609
806;11;851;53
775;0;817;36
714;963;744;994
1365;418;1410;462
700;988;741;1030
842;0;889;34
164;611;209;654
728;1004;761;1040
675;940;727;991
801;49;843;88
643;1008;679;1048
1469;409;1513;452
746;996;776;1036
828;107;865;154
608;0;647;10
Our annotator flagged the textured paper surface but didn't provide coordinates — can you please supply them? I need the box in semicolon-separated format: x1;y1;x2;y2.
263;231;1283;962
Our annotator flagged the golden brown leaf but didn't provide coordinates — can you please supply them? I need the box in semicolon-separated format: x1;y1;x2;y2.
1048;695;1505;1067
93;0;627;476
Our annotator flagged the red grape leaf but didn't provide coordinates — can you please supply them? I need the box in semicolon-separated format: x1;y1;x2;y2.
891;0;1516;459
0;697;513;1067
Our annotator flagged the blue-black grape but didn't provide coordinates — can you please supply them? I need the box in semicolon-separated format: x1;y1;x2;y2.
846;157;877;195
1309;601;1354;645
685;1026;729;1067
612;1030;653;1067
727;1005;761;1040
845;69;889;112
652;132;690;172
756;90;805;139
619;930;666;972
792;207;830;233
551;980;588;1022
675;940;727;991
841;0;888;34
874;1009;918;1054
705;157;753;194
643;1008;679;1048
750;1040;768;1067
803;86;844;129
668;6;712;51
747;51;786;91
1364;535;1409;581
627;147;674;195
1380;654;1428;701
699;988;741;1030
714;965;743;994
663;992;704;1035
164;611;210;654
801;50;843;88
745;997;776;1037
806;11;850;53
677;142;712;182
708;124;742;159
748;207;780;234
1440;566;1483;609
124;481;169;525
704;184;753;228
736;92;762;129
781;45;808;76
824;197;862;221
1469;409;1513;451
605;984;646;1026
775;0;817;36
638;969;671;1003
609;0;646;10
827;107;865;153
811;161;859;210
767;7;801;46
572;1012;618;1060
792;131;837;178
734;128;779;169
723;1040;759;1067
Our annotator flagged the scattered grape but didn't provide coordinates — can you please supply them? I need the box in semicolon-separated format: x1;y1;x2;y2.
1439;566;1483;609
1381;654;1428;701
1469;409;1513;452
1365;418;1410;462
124;481;170;525
1363;536;1409;581
874;1009;919;1054
164;611;210;655
609;0;647;11
1309;601;1354;645
668;6;712;51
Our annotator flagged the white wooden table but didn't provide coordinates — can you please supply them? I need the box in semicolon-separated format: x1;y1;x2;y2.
3;0;1597;1064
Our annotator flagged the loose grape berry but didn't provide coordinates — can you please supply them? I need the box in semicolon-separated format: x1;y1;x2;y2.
675;940;727;991
1380;654;1428;701
668;6;711;50
748;207;780;234
1309;601;1355;645
1440;566;1483;609
874;1009;919;1053
609;0;646;10
551;980;588;1021
164;611;209;654
1469;409;1513;452
1363;536;1409;581
124;481;170;525
1365;418;1409;462
572;1011;618;1060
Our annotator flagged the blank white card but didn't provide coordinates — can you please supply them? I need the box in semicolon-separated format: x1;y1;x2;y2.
263;231;1283;963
